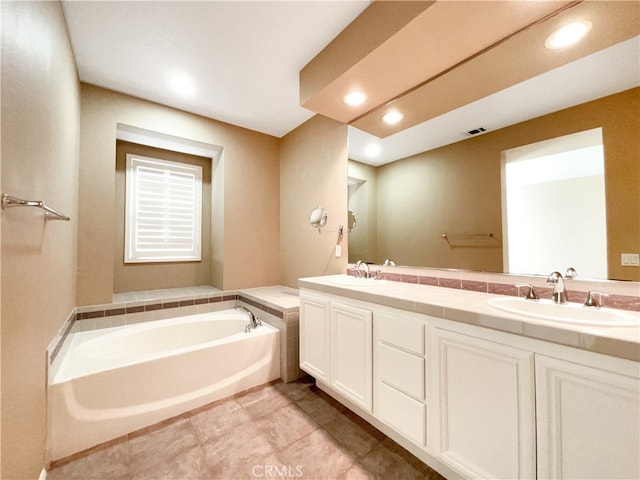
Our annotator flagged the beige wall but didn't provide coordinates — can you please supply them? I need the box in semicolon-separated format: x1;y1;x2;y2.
373;88;639;280
280;115;348;287
77;85;281;305
1;2;80;478
114;141;213;293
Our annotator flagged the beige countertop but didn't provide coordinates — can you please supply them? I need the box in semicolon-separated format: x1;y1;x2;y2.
237;285;300;313
299;274;640;362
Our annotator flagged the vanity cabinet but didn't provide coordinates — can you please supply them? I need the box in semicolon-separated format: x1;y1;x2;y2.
299;292;373;411
373;308;427;446
427;325;536;479
535;354;640;480
300;285;640;480
330;302;372;411
299;293;331;382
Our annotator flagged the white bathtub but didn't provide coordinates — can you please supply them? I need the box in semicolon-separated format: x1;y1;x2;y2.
48;309;280;460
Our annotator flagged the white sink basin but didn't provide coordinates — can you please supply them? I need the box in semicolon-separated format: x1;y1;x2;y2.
486;297;640;327
328;276;388;287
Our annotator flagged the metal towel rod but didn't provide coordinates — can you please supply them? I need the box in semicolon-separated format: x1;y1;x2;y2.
442;233;494;239
1;194;70;222
441;232;500;248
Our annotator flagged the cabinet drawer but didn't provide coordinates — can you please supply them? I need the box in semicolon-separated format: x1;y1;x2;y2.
375;312;425;355
375;380;426;446
377;343;424;400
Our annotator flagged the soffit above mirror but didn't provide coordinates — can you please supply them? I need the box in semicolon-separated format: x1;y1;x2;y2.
300;1;640;138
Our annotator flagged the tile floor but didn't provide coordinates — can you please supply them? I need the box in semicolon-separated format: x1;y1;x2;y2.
47;377;445;480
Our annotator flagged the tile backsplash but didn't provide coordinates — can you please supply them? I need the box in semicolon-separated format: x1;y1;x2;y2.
348;266;640;312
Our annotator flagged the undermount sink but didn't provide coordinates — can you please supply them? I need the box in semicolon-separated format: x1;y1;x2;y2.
328;276;388;287
486;297;640;327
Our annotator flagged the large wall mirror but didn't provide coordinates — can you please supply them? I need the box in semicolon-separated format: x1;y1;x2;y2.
347;36;639;282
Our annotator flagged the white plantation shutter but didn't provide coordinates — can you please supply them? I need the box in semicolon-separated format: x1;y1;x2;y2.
125;154;202;262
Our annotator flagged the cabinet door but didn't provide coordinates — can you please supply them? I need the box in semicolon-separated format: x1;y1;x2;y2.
331;302;372;411
299;293;331;382
536;354;640;480
428;327;536;479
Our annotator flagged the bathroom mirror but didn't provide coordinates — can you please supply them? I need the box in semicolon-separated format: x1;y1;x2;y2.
309;206;328;232
347;37;639;281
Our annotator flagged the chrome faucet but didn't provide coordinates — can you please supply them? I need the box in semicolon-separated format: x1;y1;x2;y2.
235;305;260;329
546;271;568;304
355;260;371;279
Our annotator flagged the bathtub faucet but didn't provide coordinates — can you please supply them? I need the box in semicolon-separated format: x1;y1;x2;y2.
235;305;261;330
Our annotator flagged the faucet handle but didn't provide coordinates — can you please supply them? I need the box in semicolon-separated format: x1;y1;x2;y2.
515;283;539;301
584;290;609;308
565;267;578;279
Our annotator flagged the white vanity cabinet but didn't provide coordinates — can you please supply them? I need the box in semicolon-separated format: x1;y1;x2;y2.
427;325;536;480
299;292;331;383
299;283;640;480
330;302;373;411
373;308;427;446
535;354;640;480
299;292;373;412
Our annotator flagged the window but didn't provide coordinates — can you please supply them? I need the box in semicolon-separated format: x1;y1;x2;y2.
125;154;202;263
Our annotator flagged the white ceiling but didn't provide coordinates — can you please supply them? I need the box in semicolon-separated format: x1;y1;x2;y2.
62;0;370;138
63;2;638;166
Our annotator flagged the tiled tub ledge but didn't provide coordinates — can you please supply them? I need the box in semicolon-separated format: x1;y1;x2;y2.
347;265;640;312
47;286;302;382
300;274;640;362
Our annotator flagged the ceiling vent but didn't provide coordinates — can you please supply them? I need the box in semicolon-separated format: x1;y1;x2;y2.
467;127;487;136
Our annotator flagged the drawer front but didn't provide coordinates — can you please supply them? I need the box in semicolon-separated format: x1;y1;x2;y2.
375;380;426;446
375;311;425;355
377;342;425;400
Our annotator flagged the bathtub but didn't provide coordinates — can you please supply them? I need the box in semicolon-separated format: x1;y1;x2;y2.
48;309;280;460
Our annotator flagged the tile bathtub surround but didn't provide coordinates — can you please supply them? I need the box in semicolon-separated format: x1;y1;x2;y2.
48;308;78;366
236;286;303;383
348;266;640;312
47;378;444;480
113;285;221;303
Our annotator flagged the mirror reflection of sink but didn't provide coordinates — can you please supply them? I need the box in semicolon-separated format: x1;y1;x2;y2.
486;297;640;327
329;276;388;287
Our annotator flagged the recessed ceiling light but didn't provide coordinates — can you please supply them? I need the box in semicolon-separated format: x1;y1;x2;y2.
168;72;195;97
343;91;367;106
382;110;404;125
545;21;592;50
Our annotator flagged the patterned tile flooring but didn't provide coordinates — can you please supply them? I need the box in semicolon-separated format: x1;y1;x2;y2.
47;377;445;480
